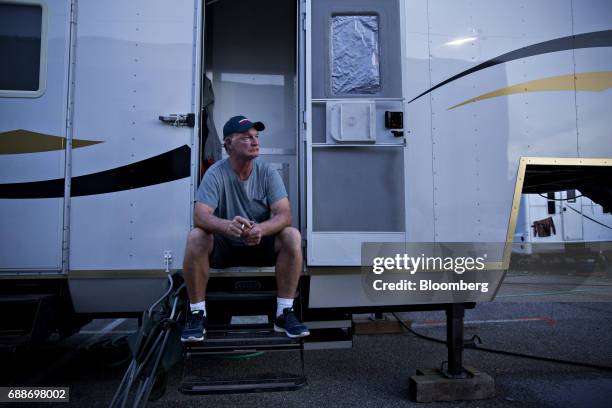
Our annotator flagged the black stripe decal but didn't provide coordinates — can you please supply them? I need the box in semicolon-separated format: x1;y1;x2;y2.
408;29;612;103
0;145;191;199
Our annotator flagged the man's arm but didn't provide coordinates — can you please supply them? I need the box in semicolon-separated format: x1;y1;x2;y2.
243;198;291;245
194;202;251;238
259;197;291;236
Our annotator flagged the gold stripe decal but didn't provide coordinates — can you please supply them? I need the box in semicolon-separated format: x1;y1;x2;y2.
0;129;102;154
448;71;612;110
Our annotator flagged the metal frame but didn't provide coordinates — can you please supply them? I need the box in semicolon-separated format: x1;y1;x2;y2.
399;0;411;243
305;0;314;263
298;0;307;240
500;156;612;270
66;267;277;279
0;271;66;280
61;0;78;275
68;270;169;279
189;0;204;230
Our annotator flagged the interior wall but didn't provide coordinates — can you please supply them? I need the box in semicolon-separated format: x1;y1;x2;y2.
205;0;296;151
204;0;298;224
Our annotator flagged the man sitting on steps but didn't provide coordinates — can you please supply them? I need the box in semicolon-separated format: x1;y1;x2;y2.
181;115;310;342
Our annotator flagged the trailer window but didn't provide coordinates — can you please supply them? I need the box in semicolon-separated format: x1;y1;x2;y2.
330;15;380;95
0;2;45;97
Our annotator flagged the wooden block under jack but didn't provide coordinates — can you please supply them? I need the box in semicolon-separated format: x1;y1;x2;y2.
409;366;495;402
353;314;412;335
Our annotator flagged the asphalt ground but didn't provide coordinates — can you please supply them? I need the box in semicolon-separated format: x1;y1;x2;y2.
2;302;612;408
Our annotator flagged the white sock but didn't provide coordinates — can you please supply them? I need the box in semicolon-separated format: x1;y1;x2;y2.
190;301;206;316
276;297;294;318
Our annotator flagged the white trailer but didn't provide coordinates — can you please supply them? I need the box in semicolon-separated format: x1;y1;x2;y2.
1;0;612;349
514;191;612;255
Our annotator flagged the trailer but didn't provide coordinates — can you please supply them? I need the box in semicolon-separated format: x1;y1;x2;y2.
513;191;612;255
1;0;612;399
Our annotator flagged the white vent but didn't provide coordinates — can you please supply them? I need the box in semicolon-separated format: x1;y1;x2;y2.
327;101;376;143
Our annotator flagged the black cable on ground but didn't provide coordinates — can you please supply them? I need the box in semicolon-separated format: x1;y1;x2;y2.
391;312;612;373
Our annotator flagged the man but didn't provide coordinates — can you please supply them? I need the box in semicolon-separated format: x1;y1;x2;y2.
181;115;309;342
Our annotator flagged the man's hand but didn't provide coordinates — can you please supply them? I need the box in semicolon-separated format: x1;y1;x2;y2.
242;223;263;246
225;216;253;238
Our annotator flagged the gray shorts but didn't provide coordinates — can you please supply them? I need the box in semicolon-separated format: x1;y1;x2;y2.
209;234;278;269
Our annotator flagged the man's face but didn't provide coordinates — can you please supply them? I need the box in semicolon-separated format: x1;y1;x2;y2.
228;127;260;160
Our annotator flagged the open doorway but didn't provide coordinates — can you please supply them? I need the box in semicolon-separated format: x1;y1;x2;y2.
198;0;299;225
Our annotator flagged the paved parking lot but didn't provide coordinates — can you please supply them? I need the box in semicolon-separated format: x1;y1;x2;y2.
2;301;612;407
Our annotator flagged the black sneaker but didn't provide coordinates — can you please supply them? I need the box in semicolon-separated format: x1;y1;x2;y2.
181;310;206;342
274;308;310;338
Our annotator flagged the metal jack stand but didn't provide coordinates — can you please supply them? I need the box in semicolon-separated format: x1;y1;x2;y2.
409;303;495;402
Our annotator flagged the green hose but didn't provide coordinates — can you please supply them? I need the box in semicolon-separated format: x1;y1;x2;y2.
212;352;265;360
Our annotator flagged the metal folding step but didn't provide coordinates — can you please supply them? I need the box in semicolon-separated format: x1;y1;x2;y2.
181;374;306;394
180;325;306;394
184;327;302;355
180;281;306;395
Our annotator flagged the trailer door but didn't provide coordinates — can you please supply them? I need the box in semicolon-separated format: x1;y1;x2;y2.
304;0;406;266
68;0;201;272
561;190;584;241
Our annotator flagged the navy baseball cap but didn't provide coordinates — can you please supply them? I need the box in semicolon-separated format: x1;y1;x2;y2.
223;115;265;138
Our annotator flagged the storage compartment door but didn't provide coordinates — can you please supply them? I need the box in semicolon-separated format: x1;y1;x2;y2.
68;0;202;271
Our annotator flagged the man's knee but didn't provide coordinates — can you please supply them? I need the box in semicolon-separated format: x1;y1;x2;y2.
277;227;302;253
186;227;213;254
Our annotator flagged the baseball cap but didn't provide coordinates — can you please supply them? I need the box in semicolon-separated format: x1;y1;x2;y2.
223;115;265;138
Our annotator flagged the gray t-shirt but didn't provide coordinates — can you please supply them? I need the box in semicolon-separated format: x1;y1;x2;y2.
195;158;288;231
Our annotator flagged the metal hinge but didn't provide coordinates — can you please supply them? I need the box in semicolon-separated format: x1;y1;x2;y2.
302;110;308;130
300;1;307;26
70;1;77;24
159;113;195;128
